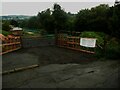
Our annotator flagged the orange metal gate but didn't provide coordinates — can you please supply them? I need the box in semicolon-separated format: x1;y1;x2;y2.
56;33;95;54
0;34;21;55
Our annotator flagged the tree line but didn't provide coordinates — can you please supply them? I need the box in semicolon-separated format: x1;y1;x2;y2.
3;3;120;39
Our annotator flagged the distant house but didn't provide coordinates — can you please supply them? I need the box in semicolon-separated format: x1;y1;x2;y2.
10;27;23;36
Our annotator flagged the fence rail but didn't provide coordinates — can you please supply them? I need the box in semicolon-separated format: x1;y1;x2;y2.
0;36;21;55
56;34;95;54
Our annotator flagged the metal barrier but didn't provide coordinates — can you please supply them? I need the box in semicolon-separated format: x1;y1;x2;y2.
0;35;21;55
56;34;95;54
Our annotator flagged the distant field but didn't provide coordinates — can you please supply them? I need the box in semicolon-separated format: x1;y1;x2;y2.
22;28;55;39
22;28;41;37
23;28;40;33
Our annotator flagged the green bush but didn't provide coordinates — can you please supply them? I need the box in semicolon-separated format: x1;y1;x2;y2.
94;47;103;57
105;38;120;59
94;37;120;59
80;31;120;59
80;31;105;45
79;31;104;54
0;30;11;36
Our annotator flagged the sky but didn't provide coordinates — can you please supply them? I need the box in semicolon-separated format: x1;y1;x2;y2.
1;0;116;16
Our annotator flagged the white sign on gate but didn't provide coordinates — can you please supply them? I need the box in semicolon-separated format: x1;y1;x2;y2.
80;38;96;48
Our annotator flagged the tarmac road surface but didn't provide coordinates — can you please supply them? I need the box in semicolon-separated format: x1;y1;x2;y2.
2;46;120;88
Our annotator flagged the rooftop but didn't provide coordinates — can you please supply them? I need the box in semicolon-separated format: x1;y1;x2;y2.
11;27;23;31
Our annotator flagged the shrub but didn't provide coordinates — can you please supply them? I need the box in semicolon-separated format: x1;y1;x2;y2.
79;31;105;55
80;31;105;45
105;38;120;59
80;31;120;59
1;30;12;36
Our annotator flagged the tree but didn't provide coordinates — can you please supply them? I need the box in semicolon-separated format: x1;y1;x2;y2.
2;21;11;31
111;4;120;39
10;20;18;27
52;3;68;32
74;4;110;33
19;19;28;28
27;16;40;29
37;8;54;34
74;9;91;32
66;12;76;32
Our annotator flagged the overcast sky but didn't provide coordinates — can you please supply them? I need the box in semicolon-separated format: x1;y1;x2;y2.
2;1;115;16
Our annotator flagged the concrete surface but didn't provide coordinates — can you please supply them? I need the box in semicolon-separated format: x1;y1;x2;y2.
2;46;95;71
2;60;120;88
2;46;120;88
21;38;55;48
